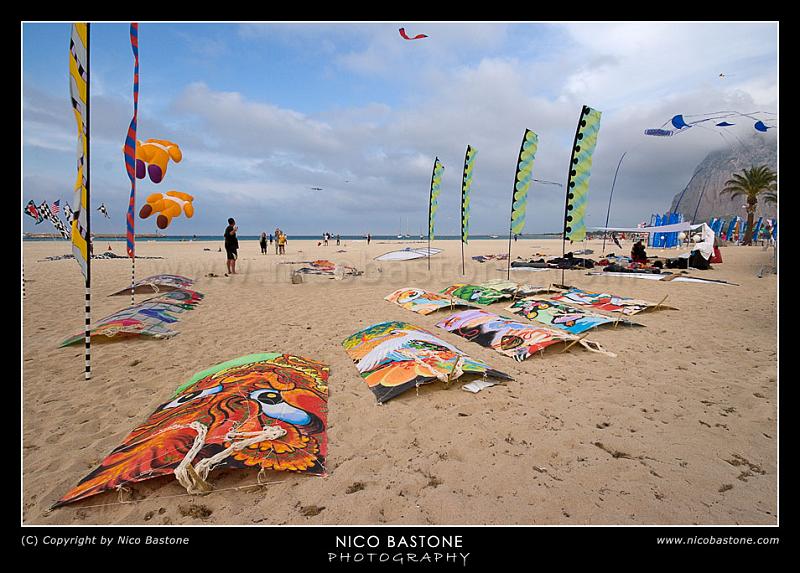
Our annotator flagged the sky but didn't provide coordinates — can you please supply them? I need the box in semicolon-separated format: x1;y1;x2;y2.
22;22;778;236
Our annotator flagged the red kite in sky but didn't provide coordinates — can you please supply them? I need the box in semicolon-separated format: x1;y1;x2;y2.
399;28;428;40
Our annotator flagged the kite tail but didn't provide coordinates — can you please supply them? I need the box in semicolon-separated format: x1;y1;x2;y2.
173;422;287;495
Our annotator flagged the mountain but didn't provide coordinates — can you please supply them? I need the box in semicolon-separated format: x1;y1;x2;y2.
668;134;777;222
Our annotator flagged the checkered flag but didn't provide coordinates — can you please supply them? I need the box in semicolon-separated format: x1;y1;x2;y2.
25;200;43;224
38;200;70;239
63;202;74;225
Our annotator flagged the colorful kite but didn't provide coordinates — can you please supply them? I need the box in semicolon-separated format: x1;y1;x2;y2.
385;288;476;315
293;260;362;277
343;321;512;403
510;129;538;237
136;139;183;184
551;288;676;315
564;106;602;243
97;203;110;218
139;191;194;229
24;200;43;224
644;111;777;137
110;274;194;296
440;284;512;306
59;301;184;346
506;298;638;334
435;309;613;362
142;288;204;310
477;279;562;298
399;28;428;40
53;353;329;507
124;23;139;258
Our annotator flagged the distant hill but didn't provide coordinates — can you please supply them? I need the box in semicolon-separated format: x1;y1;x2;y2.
668;134;777;222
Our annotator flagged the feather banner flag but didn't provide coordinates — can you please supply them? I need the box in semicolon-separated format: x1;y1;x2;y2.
510;129;539;236
428;157;445;240
563;106;602;243
124;23;139;258
69;23;90;278
461;146;477;244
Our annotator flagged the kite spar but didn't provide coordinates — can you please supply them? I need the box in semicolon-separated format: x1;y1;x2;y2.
69;22;91;380
124;23;139;306
601;151;626;255
507;129;538;279
427;157;444;271
460;145;477;275
562;105;602;285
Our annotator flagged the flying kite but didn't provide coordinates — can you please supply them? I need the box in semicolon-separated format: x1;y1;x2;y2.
139;191;195;229
644;111;777;137
136;139;183;183
97;203;110;218
342;321;512;403
24;200;43;224
399;27;428;40
53;353;328;507
310;187;323;191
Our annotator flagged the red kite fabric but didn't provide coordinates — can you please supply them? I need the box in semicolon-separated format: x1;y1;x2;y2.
53;353;329;508
399;27;428;40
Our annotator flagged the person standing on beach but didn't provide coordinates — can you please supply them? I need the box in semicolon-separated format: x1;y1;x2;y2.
367;233;371;245
336;234;341;246
277;231;287;255
275;227;281;254
260;232;268;254
224;218;239;275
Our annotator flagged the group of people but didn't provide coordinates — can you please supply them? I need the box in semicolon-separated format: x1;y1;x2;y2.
259;229;287;255
224;219;289;276
319;232;341;247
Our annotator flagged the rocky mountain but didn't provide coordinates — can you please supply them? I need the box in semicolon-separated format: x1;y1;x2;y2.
668;135;777;222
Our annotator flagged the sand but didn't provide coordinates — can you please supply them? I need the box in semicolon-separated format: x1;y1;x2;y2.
21;237;777;525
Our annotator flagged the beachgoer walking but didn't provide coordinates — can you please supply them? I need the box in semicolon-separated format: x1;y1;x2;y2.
275;227;281;253
224;218;239;275
336;234;341;246
367;233;371;245
260;232;268;254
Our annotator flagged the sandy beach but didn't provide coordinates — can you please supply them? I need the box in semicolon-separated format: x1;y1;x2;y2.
21;237;777;525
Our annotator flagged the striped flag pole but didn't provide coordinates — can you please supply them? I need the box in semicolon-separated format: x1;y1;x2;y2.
125;23;139;306
83;25;92;380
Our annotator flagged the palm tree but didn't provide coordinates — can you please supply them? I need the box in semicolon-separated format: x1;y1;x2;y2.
721;165;777;245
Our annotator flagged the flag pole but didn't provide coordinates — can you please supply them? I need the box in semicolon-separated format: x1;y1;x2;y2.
602;151;626;255
84;23;92;381
126;23;140;307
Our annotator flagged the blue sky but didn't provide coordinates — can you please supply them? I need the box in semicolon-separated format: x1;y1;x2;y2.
22;22;778;236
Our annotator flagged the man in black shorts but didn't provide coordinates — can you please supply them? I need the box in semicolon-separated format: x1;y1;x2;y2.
224;217;239;275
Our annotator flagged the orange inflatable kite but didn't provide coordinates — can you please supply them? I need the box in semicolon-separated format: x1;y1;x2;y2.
136;139;182;183
139;191;195;229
